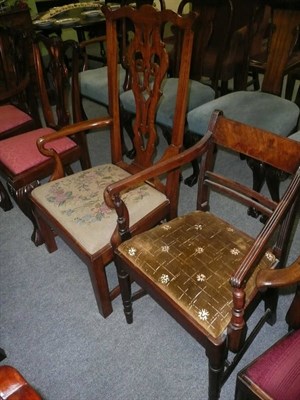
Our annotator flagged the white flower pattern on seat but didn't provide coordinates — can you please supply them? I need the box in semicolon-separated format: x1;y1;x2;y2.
117;211;277;339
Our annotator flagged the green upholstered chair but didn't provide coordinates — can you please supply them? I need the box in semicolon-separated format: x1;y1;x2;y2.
30;4;198;318
110;111;300;400
235;256;300;400
186;7;300;190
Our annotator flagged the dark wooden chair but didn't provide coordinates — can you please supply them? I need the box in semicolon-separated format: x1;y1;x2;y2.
249;3;300;99
30;4;198;318
110;111;300;400
186;6;300;196
0;365;42;400
235;256;300;400
0;33;91;244
0;26;41;140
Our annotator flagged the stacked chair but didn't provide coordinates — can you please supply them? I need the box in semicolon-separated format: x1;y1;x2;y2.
186;4;300;192
30;4;199;318
0;27;42;212
111;110;300;400
0;33;91;244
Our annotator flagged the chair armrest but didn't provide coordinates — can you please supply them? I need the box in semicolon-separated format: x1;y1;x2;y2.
230;168;300;288
36;117;113;181
104;130;212;208
256;256;300;289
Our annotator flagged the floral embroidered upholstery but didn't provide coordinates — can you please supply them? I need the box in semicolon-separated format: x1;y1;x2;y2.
0;105;33;133
0;128;77;174
31;164;168;255
117;211;277;340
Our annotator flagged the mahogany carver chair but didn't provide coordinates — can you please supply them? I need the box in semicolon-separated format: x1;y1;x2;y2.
235;255;300;400
29;4;198;318
111;111;300;400
0;33;91;244
0;26;41;141
186;5;300;192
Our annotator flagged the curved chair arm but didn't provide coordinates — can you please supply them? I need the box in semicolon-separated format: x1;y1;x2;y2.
256;255;300;289
36;117;113;181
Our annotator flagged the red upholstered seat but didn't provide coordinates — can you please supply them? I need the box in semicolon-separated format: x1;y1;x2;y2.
0;105;33;134
0;128;77;174
240;329;300;400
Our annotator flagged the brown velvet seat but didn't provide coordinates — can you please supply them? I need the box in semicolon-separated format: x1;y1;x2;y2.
235;256;300;400
0;365;42;400
30;4;198;318
110;111;300;400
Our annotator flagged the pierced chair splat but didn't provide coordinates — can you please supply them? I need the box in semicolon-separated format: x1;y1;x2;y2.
110;111;300;400
30;4;198;318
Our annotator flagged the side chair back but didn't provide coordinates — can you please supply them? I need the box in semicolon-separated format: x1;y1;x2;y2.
0;26;41;140
30;4;198;318
111;110;300;400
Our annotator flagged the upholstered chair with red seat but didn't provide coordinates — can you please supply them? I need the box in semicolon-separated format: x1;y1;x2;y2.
0;33;91;245
235;255;300;400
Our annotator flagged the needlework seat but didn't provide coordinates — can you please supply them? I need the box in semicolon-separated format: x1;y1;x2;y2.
31;164;167;255
110;111;300;400
30;4;198;318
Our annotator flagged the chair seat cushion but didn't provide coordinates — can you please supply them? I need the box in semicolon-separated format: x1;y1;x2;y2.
120;77;215;128
31;164;168;255
0;104;33;133
187;91;300;136
116;210;277;340
79;65;127;105
0;128;77;175
240;329;300;400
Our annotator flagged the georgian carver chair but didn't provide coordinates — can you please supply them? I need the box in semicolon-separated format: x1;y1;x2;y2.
235;255;300;400
186;5;300;192
110;111;300;400
29;4;198;318
0;33;91;244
